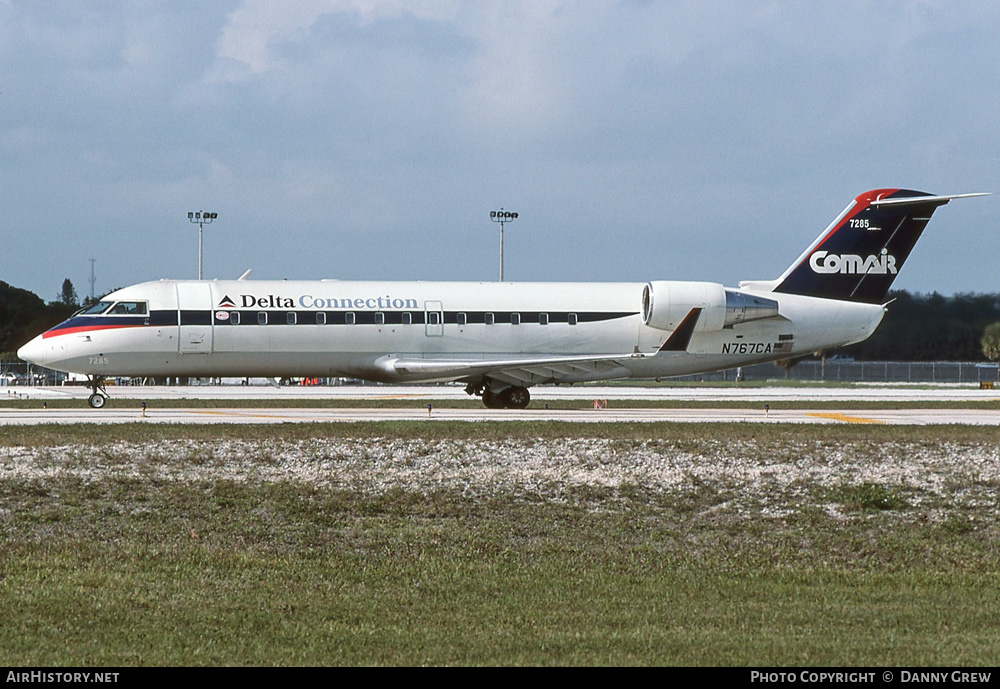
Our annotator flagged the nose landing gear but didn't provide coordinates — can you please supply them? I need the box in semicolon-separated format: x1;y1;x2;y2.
87;376;109;409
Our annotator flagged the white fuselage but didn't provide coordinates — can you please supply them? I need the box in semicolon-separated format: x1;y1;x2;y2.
18;278;885;384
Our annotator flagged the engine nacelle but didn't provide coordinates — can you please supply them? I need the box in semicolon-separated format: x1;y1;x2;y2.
724;290;780;327
643;281;727;332
643;282;780;331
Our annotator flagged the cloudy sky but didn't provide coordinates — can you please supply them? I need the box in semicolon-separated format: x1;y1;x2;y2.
2;0;997;302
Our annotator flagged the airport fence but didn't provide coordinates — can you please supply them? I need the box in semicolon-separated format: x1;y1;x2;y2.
678;360;1000;384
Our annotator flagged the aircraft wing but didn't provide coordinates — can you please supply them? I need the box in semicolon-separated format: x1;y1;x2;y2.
374;307;701;386
375;352;647;386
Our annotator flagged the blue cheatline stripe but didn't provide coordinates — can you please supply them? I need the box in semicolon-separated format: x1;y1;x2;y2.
45;314;153;336
179;310;211;325
49;309;636;334
211;309;635;326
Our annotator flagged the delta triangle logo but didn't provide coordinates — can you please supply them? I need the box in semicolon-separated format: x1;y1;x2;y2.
218;295;236;308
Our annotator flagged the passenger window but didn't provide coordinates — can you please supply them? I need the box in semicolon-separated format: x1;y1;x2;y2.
485;312;494;325
511;313;520;325
402;312;412;325
568;313;578;326
457;313;467;326
539;313;549;325
428;312;440;325
230;312;240;325
257;312;267;325
316;312;326;325
287;312;297;325
375;312;385;325
346;312;356;325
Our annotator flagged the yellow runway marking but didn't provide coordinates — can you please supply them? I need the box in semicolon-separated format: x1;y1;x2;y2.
806;412;884;424
191;410;302;420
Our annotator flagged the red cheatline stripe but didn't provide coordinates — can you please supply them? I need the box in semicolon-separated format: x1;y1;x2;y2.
42;324;144;339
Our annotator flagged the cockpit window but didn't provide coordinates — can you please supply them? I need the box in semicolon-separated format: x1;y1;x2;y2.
80;301;114;315
107;301;148;315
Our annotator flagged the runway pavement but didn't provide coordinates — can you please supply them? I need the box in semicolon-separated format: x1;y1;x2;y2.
2;407;1000;425
2;383;999;425
5;381;1000;402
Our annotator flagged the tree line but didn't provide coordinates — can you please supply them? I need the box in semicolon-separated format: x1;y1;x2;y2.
2;281;1000;362
0;280;82;360
839;290;1000;361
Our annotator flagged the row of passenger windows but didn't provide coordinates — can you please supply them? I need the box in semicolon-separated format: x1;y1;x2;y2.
224;312;580;326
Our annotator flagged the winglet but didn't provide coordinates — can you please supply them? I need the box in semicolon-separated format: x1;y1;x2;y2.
659;308;702;352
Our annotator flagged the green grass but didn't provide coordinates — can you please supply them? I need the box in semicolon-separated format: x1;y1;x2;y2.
829;482;911;511
1;419;1000;447
1;424;999;665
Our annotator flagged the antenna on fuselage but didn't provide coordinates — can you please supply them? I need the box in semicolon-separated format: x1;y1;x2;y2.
237;269;252;281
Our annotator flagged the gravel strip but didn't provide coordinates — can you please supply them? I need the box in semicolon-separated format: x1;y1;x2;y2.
2;438;998;521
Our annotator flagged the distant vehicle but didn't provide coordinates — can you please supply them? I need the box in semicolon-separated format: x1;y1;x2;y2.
0;372;24;385
16;189;988;409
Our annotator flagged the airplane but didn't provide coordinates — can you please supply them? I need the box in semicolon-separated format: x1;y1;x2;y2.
17;188;987;409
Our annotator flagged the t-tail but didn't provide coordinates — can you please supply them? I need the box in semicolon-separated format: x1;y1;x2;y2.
751;189;987;304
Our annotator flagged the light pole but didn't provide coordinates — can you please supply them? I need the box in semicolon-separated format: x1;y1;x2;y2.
489;208;517;281
187;211;218;280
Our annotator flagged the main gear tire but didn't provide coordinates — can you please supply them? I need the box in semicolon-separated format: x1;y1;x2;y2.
482;388;504;409
501;386;530;409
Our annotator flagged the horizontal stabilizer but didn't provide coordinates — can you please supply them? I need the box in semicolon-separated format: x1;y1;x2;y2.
870;192;989;207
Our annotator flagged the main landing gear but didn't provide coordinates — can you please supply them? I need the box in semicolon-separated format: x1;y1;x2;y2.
87;376;109;409
468;383;531;409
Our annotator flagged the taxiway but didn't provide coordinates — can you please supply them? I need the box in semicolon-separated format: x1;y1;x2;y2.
1;384;998;425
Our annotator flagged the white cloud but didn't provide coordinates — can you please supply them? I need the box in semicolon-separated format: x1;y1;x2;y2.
2;1;999;297
212;0;463;78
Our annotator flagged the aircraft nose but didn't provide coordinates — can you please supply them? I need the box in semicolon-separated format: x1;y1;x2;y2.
17;335;52;367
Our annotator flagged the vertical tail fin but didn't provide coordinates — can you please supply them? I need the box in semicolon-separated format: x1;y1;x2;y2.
767;189;986;303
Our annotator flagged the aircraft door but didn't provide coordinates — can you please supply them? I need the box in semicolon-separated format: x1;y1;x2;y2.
177;283;214;354
425;300;443;337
